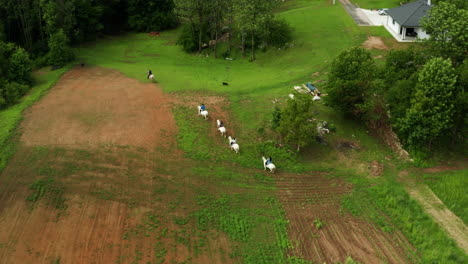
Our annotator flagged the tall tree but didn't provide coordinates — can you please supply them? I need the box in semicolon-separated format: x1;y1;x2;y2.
326;47;376;117
47;29;74;67
421;2;468;64
277;92;316;152
128;0;177;32
397;57;459;149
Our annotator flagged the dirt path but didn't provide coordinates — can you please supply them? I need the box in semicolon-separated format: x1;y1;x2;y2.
405;182;468;254
339;0;372;26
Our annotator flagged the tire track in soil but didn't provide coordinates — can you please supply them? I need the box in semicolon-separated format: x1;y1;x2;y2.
274;172;416;264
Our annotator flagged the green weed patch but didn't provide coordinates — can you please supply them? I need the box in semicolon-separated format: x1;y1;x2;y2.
342;178;467;263
26;177;67;210
424;170;468;224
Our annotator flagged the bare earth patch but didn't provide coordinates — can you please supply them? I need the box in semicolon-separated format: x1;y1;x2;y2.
21;66;177;150
362;36;389;50
0;67;236;264
275;172;414;264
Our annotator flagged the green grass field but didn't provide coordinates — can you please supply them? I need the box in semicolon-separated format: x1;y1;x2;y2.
352;0;401;9
0;0;466;263
424;170;468;225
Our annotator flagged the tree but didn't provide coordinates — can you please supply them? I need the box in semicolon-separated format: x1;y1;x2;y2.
277;92;316;152
396;57;460;149
326;47;376;117
234;0;275;61
383;48;427;122
48;29;74;67
128;0;177;32
420;2;468;64
8;47;32;84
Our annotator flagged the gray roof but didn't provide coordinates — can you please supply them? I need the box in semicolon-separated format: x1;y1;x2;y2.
387;0;431;27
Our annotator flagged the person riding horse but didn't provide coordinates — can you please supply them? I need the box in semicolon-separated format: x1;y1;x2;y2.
200;104;206;113
230;137;236;145
219;121;224;127
147;69;153;79
265;156;272;166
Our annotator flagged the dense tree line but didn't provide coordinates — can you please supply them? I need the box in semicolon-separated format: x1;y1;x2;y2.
174;0;292;60
325;2;467;157
0;0;178;109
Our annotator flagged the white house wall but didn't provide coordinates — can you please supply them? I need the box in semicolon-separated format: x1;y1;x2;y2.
387;16;401;35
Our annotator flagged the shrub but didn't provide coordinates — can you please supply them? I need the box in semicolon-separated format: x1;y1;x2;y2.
259;18;293;49
48;29;75;67
176;23;209;53
127;0;178;32
0;81;29;107
8;47;32;85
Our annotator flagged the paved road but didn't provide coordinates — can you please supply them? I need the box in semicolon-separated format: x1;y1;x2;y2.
340;0;372;26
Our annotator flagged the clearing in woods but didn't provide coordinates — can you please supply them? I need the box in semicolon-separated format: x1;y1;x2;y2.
0;67;416;263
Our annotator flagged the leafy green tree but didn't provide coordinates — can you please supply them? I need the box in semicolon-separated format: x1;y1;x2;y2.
234;0;276;60
431;0;467;9
8;47;32;84
0;41;32;107
128;0;178;32
421;2;468;64
397;57;459;149
326;47;375;117
383;48;427;122
277;92;316;152
48;29;74;67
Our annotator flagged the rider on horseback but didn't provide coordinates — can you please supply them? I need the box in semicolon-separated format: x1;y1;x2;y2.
200;104;206;113
147;69;152;79
230;137;236;145
265;156;272;166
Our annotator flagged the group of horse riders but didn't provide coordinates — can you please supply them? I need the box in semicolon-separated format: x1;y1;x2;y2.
147;69;273;168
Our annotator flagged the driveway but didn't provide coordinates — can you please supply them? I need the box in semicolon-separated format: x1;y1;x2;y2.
339;0;372;26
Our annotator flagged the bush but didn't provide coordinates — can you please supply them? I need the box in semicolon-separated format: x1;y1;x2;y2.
8;47;32;85
0;81;29;107
176;23;209;53
259;18;293;49
48;29;75;67
127;0;178;32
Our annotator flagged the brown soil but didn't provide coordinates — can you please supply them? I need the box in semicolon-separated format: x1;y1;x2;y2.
275;173;415;264
369;160;384;177
21;66;177;150
421;160;468;173
0;67;235;264
362;36;389;50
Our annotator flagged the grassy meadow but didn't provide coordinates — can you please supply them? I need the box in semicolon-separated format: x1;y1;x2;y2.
424;170;468;225
0;0;467;263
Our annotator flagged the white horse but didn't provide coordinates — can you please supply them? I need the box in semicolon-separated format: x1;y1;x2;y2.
228;136;239;154
197;106;209;120
216;120;226;137
148;74;155;81
262;156;276;173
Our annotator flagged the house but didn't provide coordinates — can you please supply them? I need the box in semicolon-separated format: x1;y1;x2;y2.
386;0;431;41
